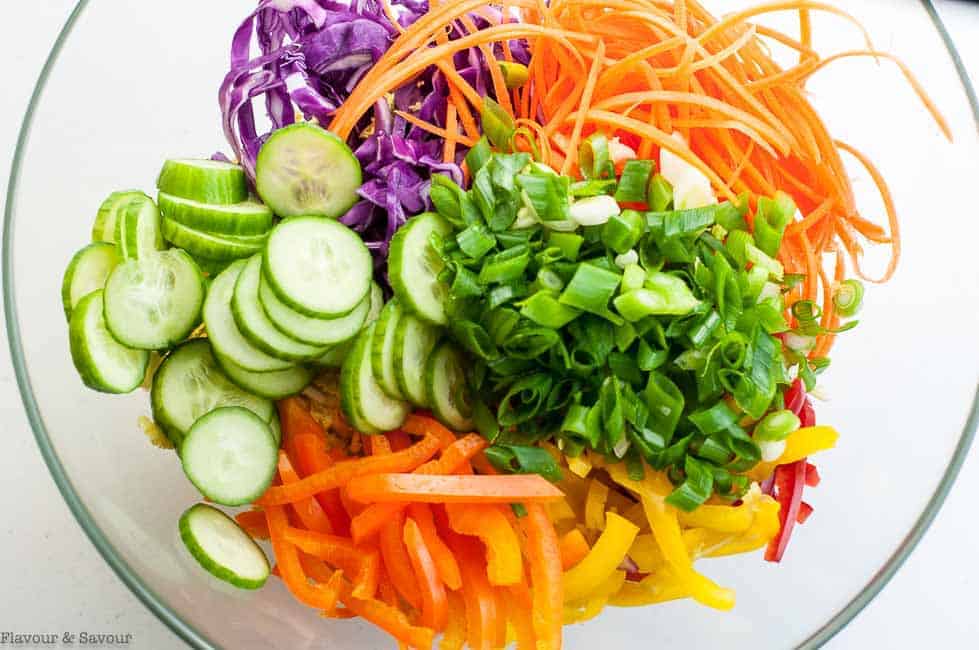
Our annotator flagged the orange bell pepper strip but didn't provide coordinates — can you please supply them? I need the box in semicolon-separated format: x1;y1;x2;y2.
347;474;564;505
279;398;350;536
445;503;523;586
341;585;436;650
258;433;441;506
408;503;462;590
404;518;449;631
520;503;563;650
440;591;468;650
349;434;488;543
234;509;269;540
371;434;394;455
282;527;380;600
401;413;460;450
506;581;537;650
264;504;343;611
386;430;413;451
558;529;590;570
379;509;422;610
450;534;498;650
277;452;334;534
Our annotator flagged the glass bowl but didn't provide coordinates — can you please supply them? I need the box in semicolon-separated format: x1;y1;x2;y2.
5;1;978;648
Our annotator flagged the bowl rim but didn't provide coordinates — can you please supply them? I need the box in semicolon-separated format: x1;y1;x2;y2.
4;2;977;648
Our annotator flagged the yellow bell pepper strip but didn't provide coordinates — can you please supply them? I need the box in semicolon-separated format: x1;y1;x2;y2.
620;501;649;530
627;534;664;573
584;479;610;531
697;497;781;558
606;463;735;611
563;511;639;603
520;503;564;650
558;529;591;570
608;567;692;607
567;454;592;478
446;503;524;586
565;570;627;623
750;425;839;480
440;591;468;650
258;433;441;506
676;501;755;533
546;497;577;525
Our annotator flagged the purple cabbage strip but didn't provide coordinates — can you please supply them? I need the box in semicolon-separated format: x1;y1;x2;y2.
219;0;528;258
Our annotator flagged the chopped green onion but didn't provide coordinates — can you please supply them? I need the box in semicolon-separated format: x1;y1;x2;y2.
450;265;483;298
782;273;806;290
511;503;528;517
471;399;500;442
496;374;553;426
520;291;581;328
546;231;584;261
481;97;515;151
429;174;470;227
753;409;800;442
465;137;492;175
613;272;699;321
559;263;623;323
502;325;560;360
485;444;563;482
833;279;864;317
571;179;618;198
622;263;646;292
753;191;795;257
614;160;655;204
665;456;714;512
579;133;612;179
456;223;496;261
791;300;822;336
695;436;733;466
687;310;721;348
517;173;571;222
745;242;784;280
647;174;673;212
661;205;718;238
725;228;753;267
602;209;645;254
451;321;497;360
688;400;740;435
498;61;529;88
486;282;527;309
642;372;684;442
569;195;620;226
478;245;531;284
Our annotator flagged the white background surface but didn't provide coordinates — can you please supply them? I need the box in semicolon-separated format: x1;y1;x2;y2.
0;3;976;649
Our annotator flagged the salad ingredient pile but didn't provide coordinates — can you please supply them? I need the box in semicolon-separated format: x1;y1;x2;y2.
60;0;949;647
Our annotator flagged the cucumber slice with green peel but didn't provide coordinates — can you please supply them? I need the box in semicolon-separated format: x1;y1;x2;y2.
371;300;406;400
103;249;206;350
389;212;452;325
232;255;327;362
157;159;248;205
340;323;410;434
215;352;312;400
203;261;292;373
263;217;371;318
193;256;231;277
258;273;369;347
180;407;278;506
62;242;121;320
158;192;273;237
311;282;383;367
115;194;165;261
69;290;149;394
255;122;362;219
425;341;474;431
394;313;441;407
268;413;282;447
92;190;144;243
179;503;270;590
151;339;274;448
162;218;266;262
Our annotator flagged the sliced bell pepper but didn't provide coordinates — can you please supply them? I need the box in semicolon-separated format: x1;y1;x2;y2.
519;503;564;650
505;582;537;650
264;504;342;611
281;526;380;600
379;509;422;610
450;534;498;650
765;460;808;562
257;433;441;506
676;500;755;534
341;585;436;650
408;503;462;590
404;518;449;631
608;567;692;607
235;509;269;540
584;478;610;531
401;413;461;450
446;503;523;586
277;452;333;534
563;511;638;603
440;591;468;650
558;529;591;570
346;473;564;505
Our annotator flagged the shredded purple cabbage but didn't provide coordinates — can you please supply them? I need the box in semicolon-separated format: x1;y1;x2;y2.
220;0;528;256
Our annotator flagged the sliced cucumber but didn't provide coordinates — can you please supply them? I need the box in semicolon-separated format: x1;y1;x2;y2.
371;300;406;400
69;290;149;394
215;352;312;400
389;212;452;325
311;282;383;368
203;260;292;373
103;249;205;350
255;122;362;219
394;313;441;407
92;190;144;243
232;255;327;361
62;242;121;320
162;218;266;262
263;217;371;318
116;194;165;261
258;272;369;347
179;503;270;589
158;192;273;237
425;341;474;431
268;412;282;447
340;323;410;434
151;339;274;448
157;159;248;205
194;257;231;277
180;407;278;506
